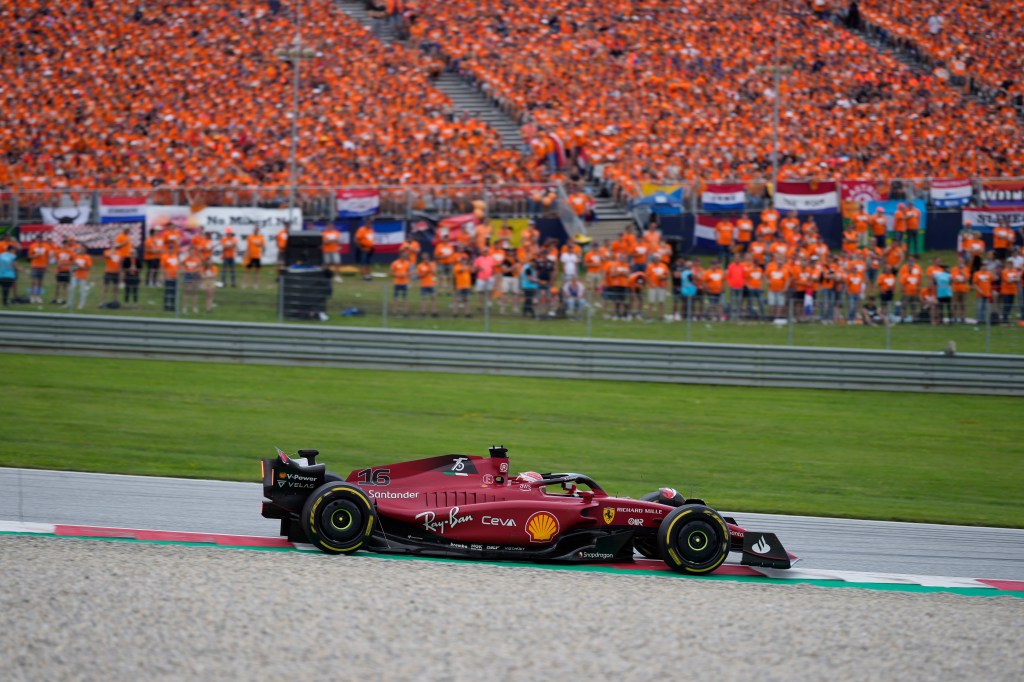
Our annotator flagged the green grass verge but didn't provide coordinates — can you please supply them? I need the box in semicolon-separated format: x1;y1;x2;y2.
2;353;1021;527
14;250;1024;355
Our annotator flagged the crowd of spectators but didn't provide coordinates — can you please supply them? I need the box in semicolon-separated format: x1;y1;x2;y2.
859;0;1024;105
0;0;529;193
408;0;1024;197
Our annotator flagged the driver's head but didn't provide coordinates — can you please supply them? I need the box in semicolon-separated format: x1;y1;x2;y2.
515;471;543;484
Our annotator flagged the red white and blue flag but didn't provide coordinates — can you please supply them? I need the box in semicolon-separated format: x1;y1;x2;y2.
337;189;381;218
694;214;720;248
979;180;1024;207
774;181;838;214
99;195;147;223
930;179;972;208
371;220;405;254
701;183;746;211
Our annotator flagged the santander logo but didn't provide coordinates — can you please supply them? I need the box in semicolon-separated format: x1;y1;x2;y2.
753;537;771;554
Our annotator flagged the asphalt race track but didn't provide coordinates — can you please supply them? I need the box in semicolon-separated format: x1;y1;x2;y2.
1;467;1021;581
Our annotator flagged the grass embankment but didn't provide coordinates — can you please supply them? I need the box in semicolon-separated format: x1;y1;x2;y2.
2;354;1020;527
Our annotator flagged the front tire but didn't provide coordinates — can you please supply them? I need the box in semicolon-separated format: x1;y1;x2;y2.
657;504;730;575
301;482;376;555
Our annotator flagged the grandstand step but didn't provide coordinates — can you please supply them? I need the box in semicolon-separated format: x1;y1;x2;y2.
334;1;398;43
586;220;633;245
432;73;525;151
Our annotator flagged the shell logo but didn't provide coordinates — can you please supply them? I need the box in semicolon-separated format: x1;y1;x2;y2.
526;512;560;543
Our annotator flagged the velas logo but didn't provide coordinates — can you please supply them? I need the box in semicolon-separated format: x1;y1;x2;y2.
525;512;559;543
602;508;615;525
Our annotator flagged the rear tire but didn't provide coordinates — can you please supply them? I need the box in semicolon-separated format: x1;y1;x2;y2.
301;482;376;555
657;504;730;575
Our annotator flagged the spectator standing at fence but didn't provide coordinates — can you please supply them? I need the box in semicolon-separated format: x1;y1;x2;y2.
389;251;412;317
69;245;91;310
322;224;343;283
877;267;896;321
931;264;953;324
416;251;438;317
703;260;725;322
562;275;586;320
766;254;789;319
520;257;540;318
869;207;888;248
715;217;734;266
999;260;1020;324
473;249;495;312
355;221;375;281
27;235;51;305
852;207;870;249
101;246;121;307
963;231;985;276
201;257;219;313
973;263;995;323
993;219;1014;261
144;228;164;287
950;257;971;323
452;255;472;317
906;203;922;256
899;256;923;322
161;248;181;312
220;228;238;288
114;227;133;261
646;255;670;321
244;227;265;289
0;244;17;306
434;236;456;295
182;246;202;314
53;239;74;305
743;254;765;320
122;249;141;308
891;204;907;246
725;257;745;321
845;268;865;323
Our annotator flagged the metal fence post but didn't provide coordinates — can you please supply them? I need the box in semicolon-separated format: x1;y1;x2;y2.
174;273;181;319
484;293;490;334
885;304;892;350
686;297;692;342
787;298;794;346
277;272;285;324
985;300;991;354
382;279;388;329
586;290;593;338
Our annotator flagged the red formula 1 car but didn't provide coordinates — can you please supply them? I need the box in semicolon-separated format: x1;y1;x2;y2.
261;446;795;575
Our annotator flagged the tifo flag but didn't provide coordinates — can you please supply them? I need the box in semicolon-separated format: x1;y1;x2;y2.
337;189;380;218
839;180;881;204
99;196;147;223
774;181;838;213
702;183;746;211
40;204;91;226
930;179;972;208
979;180;1024;207
372;220;405;254
694;214;719;248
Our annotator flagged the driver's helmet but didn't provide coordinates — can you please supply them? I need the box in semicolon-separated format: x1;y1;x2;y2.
515;471;544;484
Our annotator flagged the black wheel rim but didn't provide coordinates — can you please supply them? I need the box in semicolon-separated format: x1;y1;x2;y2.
673;519;719;566
319;499;363;544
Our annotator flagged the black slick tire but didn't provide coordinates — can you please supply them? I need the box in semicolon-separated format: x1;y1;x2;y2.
301;482;376;555
657;504;730;575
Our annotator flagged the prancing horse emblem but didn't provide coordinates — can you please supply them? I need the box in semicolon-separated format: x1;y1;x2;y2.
602;508;615;525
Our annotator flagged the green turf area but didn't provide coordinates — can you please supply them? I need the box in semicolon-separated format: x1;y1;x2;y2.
2;353;1021;527
14;253;1024;355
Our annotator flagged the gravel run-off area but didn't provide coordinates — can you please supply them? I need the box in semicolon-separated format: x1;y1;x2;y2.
2;537;1022;681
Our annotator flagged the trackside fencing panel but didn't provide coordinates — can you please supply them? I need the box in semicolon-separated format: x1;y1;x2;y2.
1;312;1022;396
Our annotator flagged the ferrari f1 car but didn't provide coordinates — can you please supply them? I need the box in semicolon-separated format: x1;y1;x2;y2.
261;446;795;575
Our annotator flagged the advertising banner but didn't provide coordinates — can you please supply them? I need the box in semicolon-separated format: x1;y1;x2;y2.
336;189;381;218
930;178;972;208
962;207;1024;232
701;183;745;211
146;206;301;263
40;204;92;226
774;181;839;213
980;180;1024;207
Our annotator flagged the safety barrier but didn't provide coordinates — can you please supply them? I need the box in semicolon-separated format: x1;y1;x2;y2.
1;312;1022;396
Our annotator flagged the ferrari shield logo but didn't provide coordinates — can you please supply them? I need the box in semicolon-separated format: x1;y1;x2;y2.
602;508;615;525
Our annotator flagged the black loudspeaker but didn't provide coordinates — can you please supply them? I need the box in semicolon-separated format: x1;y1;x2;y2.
284;231;323;266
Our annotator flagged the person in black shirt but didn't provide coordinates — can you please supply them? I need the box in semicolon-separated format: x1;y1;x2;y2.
122;251;142;307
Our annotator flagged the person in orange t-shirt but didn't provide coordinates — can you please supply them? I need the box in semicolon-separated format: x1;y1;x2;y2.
322;225;343;282
101;246;122;306
743;254;765;319
898;256;923;321
877;267;897;318
276;227;289;266
27;235;52;304
161;249;181;312
181;245;202;314
645;256;670;320
220;228;238;288
452;257;473;317
765;255;789;318
416;251;438;317
69;244;92;310
715;218;734;266
114;227;133;259
702;260;725;321
144;228;165;287
869;207;888;248
998;261;1020;324
950;257;971;322
243;227;266;289
735;215;754;246
434;238;456;293
973;265;996;322
389;252;412;316
53;239;74;305
355;222;375;280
